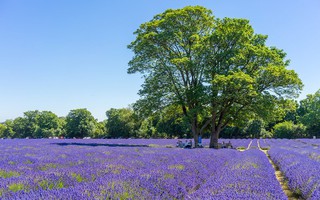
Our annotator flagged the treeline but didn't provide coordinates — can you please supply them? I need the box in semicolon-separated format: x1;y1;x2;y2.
0;106;191;139
0;90;319;139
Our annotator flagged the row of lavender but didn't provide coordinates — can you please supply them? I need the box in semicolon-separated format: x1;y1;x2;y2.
0;139;285;199
265;139;320;200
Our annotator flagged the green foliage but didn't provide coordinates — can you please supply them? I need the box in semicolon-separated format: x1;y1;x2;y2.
71;173;85;182
0;124;6;138
38;179;64;190
128;6;303;146
244;119;264;138
65;108;97;138
106;108;139;138
2;111;64;138
298;89;320;137
220;126;243;138
273;121;306;139
32;111;61;138
0;170;20;178
8;183;24;192
128;6;215;143
91;120;107;138
12;117;30;138
1;120;15;138
153;105;190;138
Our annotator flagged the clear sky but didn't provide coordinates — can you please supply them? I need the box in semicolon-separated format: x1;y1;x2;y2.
1;0;319;122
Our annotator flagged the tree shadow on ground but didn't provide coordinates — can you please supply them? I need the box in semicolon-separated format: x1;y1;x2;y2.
50;142;149;148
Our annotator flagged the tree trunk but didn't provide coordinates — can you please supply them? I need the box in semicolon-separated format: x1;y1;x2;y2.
191;118;199;148
209;129;220;149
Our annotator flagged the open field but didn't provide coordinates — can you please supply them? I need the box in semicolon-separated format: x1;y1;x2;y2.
0;139;319;199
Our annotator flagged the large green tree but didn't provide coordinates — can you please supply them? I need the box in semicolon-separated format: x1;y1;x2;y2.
203;18;302;147
12;117;30;138
65;108;97;138
34;111;60;138
128;6;303;148
128;6;215;146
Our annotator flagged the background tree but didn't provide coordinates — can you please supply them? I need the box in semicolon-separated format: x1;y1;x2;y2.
12;117;29;138
0;124;6;138
128;6;303;148
91;120;107;138
2;120;15;138
155;105;190;138
65;108;97;138
106;108;139;138
137;116;157;138
244;119;264;138
298;89;320;137
56;117;67;137
136;105;190;138
34;111;60;138
273;121;306;139
23;110;40;138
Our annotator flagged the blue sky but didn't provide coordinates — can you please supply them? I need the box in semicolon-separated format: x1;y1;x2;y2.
1;0;319;122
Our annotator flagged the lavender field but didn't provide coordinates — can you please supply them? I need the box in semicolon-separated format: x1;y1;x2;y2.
0;139;319;199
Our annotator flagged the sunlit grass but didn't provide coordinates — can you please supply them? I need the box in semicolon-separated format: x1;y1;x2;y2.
8;183;24;192
0;170;20;178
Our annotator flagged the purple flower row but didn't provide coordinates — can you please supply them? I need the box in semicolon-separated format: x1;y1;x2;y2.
267;139;320;199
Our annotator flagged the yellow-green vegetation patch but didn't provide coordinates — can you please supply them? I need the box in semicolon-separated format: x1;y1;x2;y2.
8;183;24;192
8;161;16;165
261;147;270;150
24;160;33;164
148;144;160;148
116;191;134;200
105;164;126;175
233;162;259;169
25;153;36;157
164;173;175;179
236;146;246;151
38;163;57;171
59;154;67;158
168;164;185;170
308;152;320;161
0;170;20;178
38;179;64;190
68;160;84;166
113;181;136;200
71;173;85;183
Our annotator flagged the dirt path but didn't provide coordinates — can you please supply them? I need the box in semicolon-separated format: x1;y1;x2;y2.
257;140;303;200
246;140;253;150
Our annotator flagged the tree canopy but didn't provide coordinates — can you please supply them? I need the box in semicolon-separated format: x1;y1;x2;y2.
65;109;97;138
128;6;303;147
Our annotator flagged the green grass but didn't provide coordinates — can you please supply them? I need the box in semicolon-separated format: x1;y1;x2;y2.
168;164;185;170
38;163;57;171
0;170;20;178
71;173;85;182
43;179;64;189
8;183;24;192
236;146;246;151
